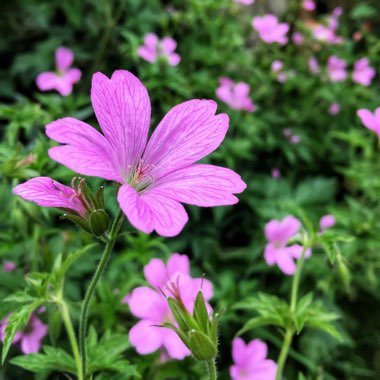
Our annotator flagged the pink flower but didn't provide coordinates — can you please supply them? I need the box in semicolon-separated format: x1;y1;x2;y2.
329;103;341;115
271;60;283;73
3;261;16;272
264;216;311;275
234;0;255;4
327;56;347;82
252;15;289;45
352;58;375;86
0;314;48;354
283;128;293;137
320;214;336;231
357;108;380;138
303;0;315;11
216;78;256;112
230;337;277;380
290;135;301;144
308;57;319;74
128;253;213;359
14;70;246;237
138;33;181;66
292;32;304;45
271;168;281;178
36;47;81;96
13;177;87;218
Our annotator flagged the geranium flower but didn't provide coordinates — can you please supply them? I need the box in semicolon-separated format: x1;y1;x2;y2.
36;47;81;96
329;103;341;116
230;337;277;380
264;216;311;275
14;70;246;237
216;78;256;112
357;108;380;138
308;57;319;74
271;168;281;178
303;0;315;11
352;58;375;86
3;261;16;272
292;32;304;45
327;56;347;82
0;314;48;354
252;15;289;45
138;33;181;66
128;253;213;360
320;214;336;231
234;0;255;4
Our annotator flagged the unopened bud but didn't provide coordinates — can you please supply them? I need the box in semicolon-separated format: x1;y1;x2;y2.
188;329;217;361
89;209;109;236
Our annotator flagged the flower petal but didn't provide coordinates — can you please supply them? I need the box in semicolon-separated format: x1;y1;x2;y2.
144;258;167;287
46;117;120;181
55;47;74;72
129;320;164;355
118;185;188;237
13;177;86;216
143;101;229;180
163;329;190;360
357;109;378;132
160;37;177;54
232;337;248;366
153;164;246;207
276;248;297;275
21;335;42;354
36;72;59;92
265;216;300;243
91;70;151;175
167;253;190;277
64;68;82;84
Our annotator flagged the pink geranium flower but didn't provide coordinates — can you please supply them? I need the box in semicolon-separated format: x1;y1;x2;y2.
327;56;347;82
138;33;181;66
292;32;304;45
13;70;246;237
329;103;341;115
313;7;343;44
216;78;256;112
128;253;213;359
264;216;311;275
320;214;336;231
352;58;375;86
3;261;16;272
357;108;380;138
234;0;255;4
252;15;289;45
0;314;48;354
308;57;319;74
230;337;277;380
303;0;315;11
271;168;281;178
36;47;81;96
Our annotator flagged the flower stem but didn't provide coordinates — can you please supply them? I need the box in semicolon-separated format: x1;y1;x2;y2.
79;210;124;379
275;246;308;380
59;300;83;380
207;359;217;380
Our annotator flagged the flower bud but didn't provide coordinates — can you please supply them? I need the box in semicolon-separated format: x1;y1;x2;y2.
89;209;109;236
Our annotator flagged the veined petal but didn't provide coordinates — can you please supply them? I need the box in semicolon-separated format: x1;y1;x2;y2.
153;164;246;207
163;329;190;359
167;253;190;277
12;177;86;216
144;258;167;287
91;70;151;176
143;100;229;180
129;320;164;355
117;185;188;237
46;118;121;181
55;47;74;72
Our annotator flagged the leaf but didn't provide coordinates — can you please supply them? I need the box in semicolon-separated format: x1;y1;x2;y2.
237;316;284;336
10;346;76;374
59;243;97;277
2;300;43;363
4;291;38;304
294;293;314;333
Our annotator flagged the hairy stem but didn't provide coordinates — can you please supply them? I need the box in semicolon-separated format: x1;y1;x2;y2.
79;210;124;378
207;359;217;380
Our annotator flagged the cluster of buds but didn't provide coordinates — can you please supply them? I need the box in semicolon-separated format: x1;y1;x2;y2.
163;279;220;362
62;177;109;236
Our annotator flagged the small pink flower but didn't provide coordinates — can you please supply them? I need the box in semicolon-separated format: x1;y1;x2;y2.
303;0;315;11
271;168;281;178
0;314;48;354
327;56;347;82
329;103;341;115
36;47;81;96
128;253;213;359
252;15;289;45
138;33;181;66
320;214;336;231
216;78;256;112
290;135;301;144
292;32;304;45
283;128;293;137
308;57;320;74
230;337;277;380
352;58;375;86
14;70;246;237
271;60;283;73
264;216;311;275
234;0;255;4
357;108;380;138
3;261;16;272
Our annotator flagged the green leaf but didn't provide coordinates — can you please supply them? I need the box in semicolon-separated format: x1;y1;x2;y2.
4;291;38;304
2;300;43;363
237;316;284;335
10;346;76;374
193;291;210;334
59;243;97;277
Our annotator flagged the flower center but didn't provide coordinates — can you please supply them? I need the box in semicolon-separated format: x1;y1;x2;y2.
128;159;155;193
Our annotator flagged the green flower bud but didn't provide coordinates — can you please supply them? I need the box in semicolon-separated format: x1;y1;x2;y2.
188;329;217;361
89;209;109;236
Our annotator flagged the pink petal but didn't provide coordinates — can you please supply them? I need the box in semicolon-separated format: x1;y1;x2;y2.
64;68;82;84
137;46;157;63
144;258;167;287
251;359;277;379
163;329;190;359
276;249;297;275
160;37;177;54
265;216;301;243
232;337;248;366
357;109;378;132
91;70;151;175
167;253;190;277
128;286;167;320
29;316;48;340
21;335;42;354
246;339;268;363
143;100;229;180
152;164;246;207
167;53;181;66
216;86;233;104
264;243;277;266
54;78;74;96
129;320;164;355
288;244;311;259
36;72;60;92
190;278;213;301
46;117;121;182
55;47;74;72
117;185;188;237
144;33;159;50
13;177;86;216
234;83;250;99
